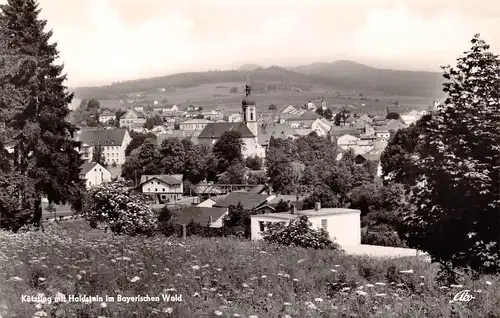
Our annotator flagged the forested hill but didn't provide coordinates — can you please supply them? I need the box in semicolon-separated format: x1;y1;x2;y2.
73;62;444;100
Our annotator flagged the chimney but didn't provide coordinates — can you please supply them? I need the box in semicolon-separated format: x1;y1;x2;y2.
287;200;291;211
291;205;297;214
314;202;321;211
209;216;213;225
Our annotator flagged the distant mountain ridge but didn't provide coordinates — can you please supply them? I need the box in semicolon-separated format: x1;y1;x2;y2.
73;60;444;100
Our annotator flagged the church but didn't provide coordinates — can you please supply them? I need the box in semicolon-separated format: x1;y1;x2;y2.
197;79;266;158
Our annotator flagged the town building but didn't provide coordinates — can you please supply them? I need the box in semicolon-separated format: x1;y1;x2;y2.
197;78;265;158
250;202;361;247
228;113;243;123
79;162;112;188
179;119;212;131
119;109;146;129
137;174;184;203
76;128;131;165
99;110;115;123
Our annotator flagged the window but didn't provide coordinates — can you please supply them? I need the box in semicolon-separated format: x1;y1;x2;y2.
321;219;328;231
162;188;165;192
259;221;265;232
155;188;157;192
250;112;254;121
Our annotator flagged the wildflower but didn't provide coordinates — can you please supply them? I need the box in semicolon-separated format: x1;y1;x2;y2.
8;276;23;282
314;298;323;302
356;290;368;296
214;310;223;316
375;293;386;297
450;284;463;288
100;302;107;308
76;274;82;280
486;281;492;286
193;292;200;297
216;268;222;272
284;302;292;306
38;277;46;282
233;314;241;317
399;269;414;274
33;311;48;317
475;290;482;293
249;315;258;318
305;301;317;310
366;284;374;288
267;293;273;297
163;307;173;314
297;259;306;263
242;283;249;288
261;275;267;278
192;265;200;270
35;303;42;310
293;279;299;282
129;276;140;283
330;269;337;272
341;287;350;292
375;282;385;286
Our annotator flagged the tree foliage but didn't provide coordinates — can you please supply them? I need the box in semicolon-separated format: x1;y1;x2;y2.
386;112;400;120
392;34;500;275
213;130;244;173
0;0;84;228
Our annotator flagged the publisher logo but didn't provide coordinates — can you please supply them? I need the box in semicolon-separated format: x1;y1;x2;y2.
449;290;475;303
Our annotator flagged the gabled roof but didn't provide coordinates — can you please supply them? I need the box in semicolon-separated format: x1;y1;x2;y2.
248;185;268;194
181;119;213;125
198;122;255;139
213;192;270;210
171;207;227;225
77;128;128;146
257;123;297;145
139;174;183;186
80;162;97;175
286;112;322;122
329;127;362;137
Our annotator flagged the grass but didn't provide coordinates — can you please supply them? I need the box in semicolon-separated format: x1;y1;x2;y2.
1;220;498;317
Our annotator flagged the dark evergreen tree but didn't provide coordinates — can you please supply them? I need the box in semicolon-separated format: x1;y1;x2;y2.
0;0;84;229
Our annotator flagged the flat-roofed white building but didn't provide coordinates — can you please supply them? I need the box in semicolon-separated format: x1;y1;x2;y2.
250;203;361;247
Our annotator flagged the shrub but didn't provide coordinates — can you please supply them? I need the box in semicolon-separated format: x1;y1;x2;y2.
262;215;341;250
362;230;407;248
82;181;157;236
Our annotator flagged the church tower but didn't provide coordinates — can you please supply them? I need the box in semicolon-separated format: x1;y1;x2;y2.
242;75;258;136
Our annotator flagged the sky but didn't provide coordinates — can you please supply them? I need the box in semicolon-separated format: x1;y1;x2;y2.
2;0;499;87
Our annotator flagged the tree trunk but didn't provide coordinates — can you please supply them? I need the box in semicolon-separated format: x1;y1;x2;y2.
33;196;42;228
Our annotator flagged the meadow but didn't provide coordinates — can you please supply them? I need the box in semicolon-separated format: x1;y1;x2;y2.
1;220;497;318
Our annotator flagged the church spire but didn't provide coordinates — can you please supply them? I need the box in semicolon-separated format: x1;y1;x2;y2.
245;73;252;97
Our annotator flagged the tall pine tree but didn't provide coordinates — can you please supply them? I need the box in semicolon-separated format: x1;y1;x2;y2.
0;0;84;229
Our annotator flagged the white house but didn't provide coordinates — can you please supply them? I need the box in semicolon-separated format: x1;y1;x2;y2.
307;101;316;110
76;128;132;165
138;174;183;202
119;109;146;129
311;118;331;136
153;104;178;113
337;134;360;150
99;110;115;123
179;119;212;131
250;203;361;247
79;162;111;188
228;113;243;123
133;105;144;112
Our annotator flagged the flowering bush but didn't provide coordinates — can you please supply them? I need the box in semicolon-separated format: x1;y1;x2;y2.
82;181;157;236
262;215;341;250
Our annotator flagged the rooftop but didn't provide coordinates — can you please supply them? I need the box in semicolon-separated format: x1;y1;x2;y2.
77;128;128;146
198;122;255;139
251;208;361;220
171;207;227;225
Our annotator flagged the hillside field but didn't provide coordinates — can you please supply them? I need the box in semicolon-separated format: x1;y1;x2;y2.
81;82;438;116
0;220;498;317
